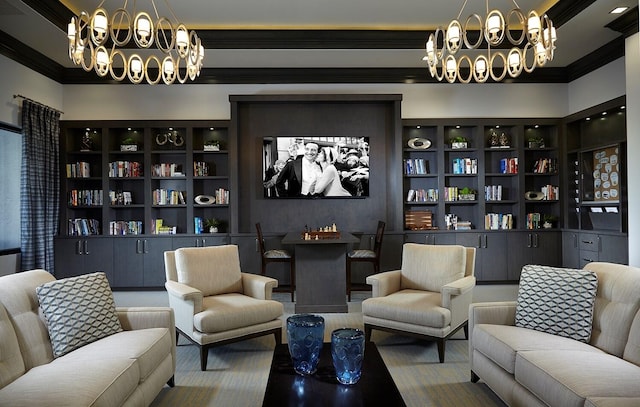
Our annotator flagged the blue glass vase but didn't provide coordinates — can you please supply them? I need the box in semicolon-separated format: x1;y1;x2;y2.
331;328;365;385
286;314;325;375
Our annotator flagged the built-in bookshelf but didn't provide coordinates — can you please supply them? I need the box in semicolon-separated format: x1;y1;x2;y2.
401;119;561;233
59;121;231;237
562;96;628;268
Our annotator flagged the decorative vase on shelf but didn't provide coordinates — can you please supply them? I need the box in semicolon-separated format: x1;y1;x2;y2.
209;226;218;233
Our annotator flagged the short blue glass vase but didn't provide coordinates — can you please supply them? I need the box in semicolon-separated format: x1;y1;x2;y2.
286;314;325;375
331;328;365;385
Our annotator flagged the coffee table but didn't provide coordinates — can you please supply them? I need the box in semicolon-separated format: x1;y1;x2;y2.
262;342;405;406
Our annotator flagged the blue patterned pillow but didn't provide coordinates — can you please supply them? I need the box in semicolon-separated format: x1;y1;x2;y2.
36;272;122;357
515;265;598;342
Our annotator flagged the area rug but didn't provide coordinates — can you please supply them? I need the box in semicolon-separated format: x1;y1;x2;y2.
150;294;505;407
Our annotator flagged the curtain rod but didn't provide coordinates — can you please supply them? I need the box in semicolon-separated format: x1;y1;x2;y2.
13;94;64;115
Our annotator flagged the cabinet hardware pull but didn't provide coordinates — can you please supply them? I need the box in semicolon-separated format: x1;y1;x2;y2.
201;238;206;247
483;234;488;248
136;239;142;254
527;234;532;248
582;240;593;244
76;240;83;255
534;233;539;248
477;235;482;248
83;240;89;255
143;239;149;253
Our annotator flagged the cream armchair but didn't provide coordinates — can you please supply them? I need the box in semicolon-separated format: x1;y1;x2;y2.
362;243;476;363
164;245;284;371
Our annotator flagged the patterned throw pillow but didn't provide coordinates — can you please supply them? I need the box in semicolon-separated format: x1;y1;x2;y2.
515;265;598;343
36;272;122;357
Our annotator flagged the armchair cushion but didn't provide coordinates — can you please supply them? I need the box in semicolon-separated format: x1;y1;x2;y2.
175;246;243;296
400;244;466;292
194;294;283;333
362;290;450;328
35;272;122;358
516;264;598;343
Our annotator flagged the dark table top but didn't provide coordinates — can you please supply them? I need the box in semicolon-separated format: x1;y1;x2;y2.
281;231;360;245
262;342;406;407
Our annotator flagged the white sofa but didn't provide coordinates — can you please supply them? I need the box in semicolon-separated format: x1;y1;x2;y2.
0;269;176;407
469;262;640;407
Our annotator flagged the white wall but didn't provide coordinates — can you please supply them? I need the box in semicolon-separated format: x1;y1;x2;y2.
0;55;63;127
626;32;640;267
62;82;569;121
567;58;626;115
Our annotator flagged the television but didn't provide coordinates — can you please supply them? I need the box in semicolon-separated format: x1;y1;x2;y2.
262;136;369;198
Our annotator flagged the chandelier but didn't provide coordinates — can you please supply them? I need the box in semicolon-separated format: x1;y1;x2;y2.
424;0;557;83
67;0;204;84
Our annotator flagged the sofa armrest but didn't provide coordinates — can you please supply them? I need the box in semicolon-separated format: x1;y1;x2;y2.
116;306;175;332
442;276;476;329
468;301;517;327
366;270;401;297
241;272;278;300
116;307;176;373
468;301;517;373
165;280;203;307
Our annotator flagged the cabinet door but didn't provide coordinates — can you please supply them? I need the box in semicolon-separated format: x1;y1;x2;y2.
54;238;114;283
456;233;508;281
598;234;628;265
506;232;531;280
83;238;114;284
142;238;173;288
562;231;580;268
54;238;90;279
480;233;508;281
533;232;561;267
112;237;144;288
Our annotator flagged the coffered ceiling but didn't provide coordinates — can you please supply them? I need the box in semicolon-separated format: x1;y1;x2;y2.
0;0;637;84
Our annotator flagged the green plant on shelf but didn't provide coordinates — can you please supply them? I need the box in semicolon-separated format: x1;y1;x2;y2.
458;187;476;200
450;136;468;149
528;136;545;148
204;218;226;233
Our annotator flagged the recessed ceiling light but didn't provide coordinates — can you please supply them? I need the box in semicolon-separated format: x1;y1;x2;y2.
610;7;628;14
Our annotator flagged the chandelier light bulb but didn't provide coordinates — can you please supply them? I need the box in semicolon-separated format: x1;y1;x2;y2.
96;49;109;66
130;59;142;74
163;59;175;74
94;14;108;34
136;17;151;38
67;20;76;39
423;1;556;83
176;28;188;47
487;15;501;35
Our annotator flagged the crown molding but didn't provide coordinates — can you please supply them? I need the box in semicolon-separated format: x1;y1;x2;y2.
606;7;639;37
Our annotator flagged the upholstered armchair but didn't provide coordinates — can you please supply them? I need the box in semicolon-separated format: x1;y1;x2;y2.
362;243;476;363
164;245;284;370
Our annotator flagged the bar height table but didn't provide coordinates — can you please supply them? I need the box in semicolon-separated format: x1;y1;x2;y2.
282;231;360;313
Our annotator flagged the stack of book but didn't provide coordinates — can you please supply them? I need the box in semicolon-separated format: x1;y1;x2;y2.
108;161;142;177
152;189;186;205
152;163;183;177
109;220;143;235
66;161;91;178
69;189;103;206
151;219;177;234
215;188;230;205
68;218;100;235
404;158;429;175
485;213;513;230
532;158;558;173
406;188;438;202
452;158;477;174
526;213;542;229
485;185;503;201
499;158;518;174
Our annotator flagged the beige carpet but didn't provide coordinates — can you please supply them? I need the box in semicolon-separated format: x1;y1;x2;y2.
150;293;506;407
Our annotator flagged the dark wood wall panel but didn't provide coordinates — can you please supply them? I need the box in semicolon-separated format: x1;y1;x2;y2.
231;95;402;235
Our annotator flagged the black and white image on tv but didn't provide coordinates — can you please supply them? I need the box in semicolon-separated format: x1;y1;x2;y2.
262;136;369;198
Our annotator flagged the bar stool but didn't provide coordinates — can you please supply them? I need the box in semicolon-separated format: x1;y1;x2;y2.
256;222;295;301
346;220;385;301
